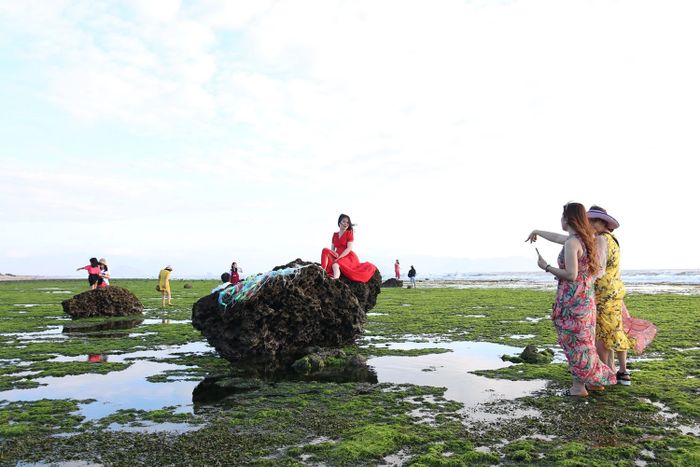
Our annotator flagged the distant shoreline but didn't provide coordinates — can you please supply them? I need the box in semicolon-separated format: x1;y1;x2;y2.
0;275;70;282
2;274;699;294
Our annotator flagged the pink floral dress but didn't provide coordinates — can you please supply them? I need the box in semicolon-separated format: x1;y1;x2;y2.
552;242;617;386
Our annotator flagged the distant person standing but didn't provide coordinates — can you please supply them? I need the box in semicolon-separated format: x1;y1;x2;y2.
76;257;102;289
408;265;417;288
159;265;173;306
230;262;243;285
394;260;401;279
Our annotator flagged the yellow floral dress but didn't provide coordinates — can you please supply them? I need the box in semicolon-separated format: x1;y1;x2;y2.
594;232;633;351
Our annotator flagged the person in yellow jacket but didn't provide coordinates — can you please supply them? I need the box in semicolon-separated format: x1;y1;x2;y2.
159;265;173;306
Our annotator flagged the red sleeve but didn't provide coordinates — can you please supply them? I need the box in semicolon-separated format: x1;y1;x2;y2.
347;230;354;242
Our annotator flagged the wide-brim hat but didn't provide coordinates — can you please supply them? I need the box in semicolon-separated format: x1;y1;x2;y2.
587;208;620;230
165;265;173;271
98;258;108;267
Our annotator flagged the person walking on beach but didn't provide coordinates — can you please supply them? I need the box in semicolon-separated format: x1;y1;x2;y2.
76;258;103;289
321;214;377;282
158;265;173;306
527;202;616;396
408;265;417;288
230;262;243;285
394;260;401;279
97;258;110;288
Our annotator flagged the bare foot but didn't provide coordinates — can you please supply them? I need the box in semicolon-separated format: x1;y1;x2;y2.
567;387;589;397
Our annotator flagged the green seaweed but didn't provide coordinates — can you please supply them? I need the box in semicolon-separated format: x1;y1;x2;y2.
1;280;699;465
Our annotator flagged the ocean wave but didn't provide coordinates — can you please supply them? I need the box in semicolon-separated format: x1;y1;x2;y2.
412;269;700;285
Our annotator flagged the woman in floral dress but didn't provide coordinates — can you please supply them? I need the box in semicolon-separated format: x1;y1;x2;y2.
527;203;616;396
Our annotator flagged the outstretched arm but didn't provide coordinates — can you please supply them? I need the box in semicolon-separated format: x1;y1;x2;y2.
526;230;567;245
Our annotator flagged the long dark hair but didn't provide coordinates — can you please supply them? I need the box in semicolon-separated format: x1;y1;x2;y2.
337;214;354;231
89;257;99;267
563;203;599;275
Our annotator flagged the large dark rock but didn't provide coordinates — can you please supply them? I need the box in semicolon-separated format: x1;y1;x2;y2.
62;287;144;319
192;259;381;362
381;278;403;288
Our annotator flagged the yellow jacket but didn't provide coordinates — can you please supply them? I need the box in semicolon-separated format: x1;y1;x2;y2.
158;269;171;289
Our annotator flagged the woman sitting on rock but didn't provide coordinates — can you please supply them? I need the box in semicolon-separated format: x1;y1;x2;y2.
321;214;377;282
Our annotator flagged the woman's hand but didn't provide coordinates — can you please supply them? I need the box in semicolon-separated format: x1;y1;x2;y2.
525;230;539;243
537;252;549;271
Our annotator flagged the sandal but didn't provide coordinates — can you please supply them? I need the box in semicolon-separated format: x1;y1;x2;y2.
616;371;631;386
586;385;605;392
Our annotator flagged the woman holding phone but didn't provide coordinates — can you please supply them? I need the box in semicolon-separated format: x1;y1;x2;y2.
526;203;616;396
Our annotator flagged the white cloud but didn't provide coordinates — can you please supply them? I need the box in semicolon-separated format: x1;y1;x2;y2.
1;0;698;274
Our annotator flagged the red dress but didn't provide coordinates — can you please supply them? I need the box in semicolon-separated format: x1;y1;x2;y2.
230;269;240;285
321;230;377;282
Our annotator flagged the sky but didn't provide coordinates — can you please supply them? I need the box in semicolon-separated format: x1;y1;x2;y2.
0;0;698;279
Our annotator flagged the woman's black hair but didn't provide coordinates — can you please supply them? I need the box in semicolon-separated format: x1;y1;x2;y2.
337;213;354;231
89;257;99;267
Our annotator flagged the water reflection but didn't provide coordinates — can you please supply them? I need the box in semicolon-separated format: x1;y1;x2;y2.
0;339;548;426
192;362;378;406
62;319;144;338
87;354;108;363
1;342;212;421
368;341;548;411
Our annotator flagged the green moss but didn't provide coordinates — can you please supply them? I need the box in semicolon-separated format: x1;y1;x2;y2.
0;399;87;437
1;281;699;466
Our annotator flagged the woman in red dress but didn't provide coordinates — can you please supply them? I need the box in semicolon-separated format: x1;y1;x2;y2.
321;214;377;282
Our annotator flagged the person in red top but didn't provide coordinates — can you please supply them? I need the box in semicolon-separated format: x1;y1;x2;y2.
230;262;242;285
76;257;102;289
321;214;377;282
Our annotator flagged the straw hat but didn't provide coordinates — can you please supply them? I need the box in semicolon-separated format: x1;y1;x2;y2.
98;258;108;267
165;265;173;271
587;207;620;230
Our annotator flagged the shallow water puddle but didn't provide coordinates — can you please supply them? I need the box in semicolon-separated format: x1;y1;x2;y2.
2;326;66;340
0;341;212;420
640;398;700;435
368;341;547;412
